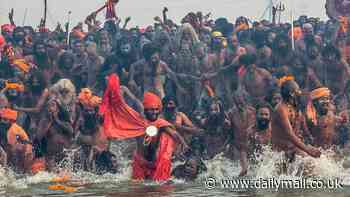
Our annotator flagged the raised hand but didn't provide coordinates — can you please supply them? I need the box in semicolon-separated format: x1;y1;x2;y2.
163;7;168;13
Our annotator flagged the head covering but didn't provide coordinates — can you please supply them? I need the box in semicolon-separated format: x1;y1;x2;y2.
310;87;330;100
78;88;102;108
143;92;162;110
277;75;295;87
12;59;31;73
5;81;25;92
306;87;331;126
0;108;18;121
212;31;223;38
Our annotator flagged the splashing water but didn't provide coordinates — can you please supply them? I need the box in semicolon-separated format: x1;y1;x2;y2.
0;142;349;196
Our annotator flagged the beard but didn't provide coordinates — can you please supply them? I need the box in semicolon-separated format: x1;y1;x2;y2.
84;113;98;129
208;112;224;126
257;119;270;130
164;107;176;121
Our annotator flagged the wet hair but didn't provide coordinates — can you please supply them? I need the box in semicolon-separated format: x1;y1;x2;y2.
33;41;47;53
321;44;341;60
239;53;257;66
162;95;178;107
142;42;159;61
58;51;75;69
280;80;298;101
272;33;291;51
265;88;281;103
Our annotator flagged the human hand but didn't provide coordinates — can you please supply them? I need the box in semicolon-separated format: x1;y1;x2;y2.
307;146;321;158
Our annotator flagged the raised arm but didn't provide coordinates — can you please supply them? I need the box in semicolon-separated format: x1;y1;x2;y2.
15;89;49;113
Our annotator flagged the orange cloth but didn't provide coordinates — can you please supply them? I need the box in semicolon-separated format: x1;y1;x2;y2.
31;158;46;174
132;132;175;182
0;108;18;121
100;74;175;181
12;59;31;73
202;80;215;98
277;75;295;87
309;87;330;100
306;87;330;126
78;88;102;108
143;92;162;110
5;81;25;92
7;123;30;146
99;74;172;140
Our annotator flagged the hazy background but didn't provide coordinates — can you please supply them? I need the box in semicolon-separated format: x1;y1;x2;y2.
0;0;328;29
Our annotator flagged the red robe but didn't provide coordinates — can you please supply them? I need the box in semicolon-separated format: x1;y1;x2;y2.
99;74;175;181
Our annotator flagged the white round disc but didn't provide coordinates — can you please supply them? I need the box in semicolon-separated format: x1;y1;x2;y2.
145;126;158;137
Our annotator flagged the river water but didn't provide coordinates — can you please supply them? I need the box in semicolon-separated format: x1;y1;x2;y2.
1;144;350;196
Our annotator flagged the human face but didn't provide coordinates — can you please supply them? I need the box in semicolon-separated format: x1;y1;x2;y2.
120;43;131;55
144;108;160;122
35;44;46;56
184;159;198;177
74;42;85;54
165;100;176;113
230;35;239;48
307;46;319;59
150;53;160;66
256;107;270;130
48;101;58;114
315;96;330;115
195;46;206;59
271;93;282;107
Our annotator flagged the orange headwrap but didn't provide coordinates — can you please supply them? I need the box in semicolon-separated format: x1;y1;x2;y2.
277;75;295;87
78;88;102;108
143;92;162;110
72;30;86;40
306;87;331;126
5;81;25;92
12;59;31;73
0;108;18;121
310;87;330;100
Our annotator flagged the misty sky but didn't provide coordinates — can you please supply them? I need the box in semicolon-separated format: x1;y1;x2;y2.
1;0;328;29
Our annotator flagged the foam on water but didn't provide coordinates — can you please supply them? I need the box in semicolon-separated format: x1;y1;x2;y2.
1;142;350;191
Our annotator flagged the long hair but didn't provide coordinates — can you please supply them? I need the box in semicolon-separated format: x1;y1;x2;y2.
49;79;76;113
176;23;199;50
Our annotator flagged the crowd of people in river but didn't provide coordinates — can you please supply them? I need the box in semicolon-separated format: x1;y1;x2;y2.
0;3;350;182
